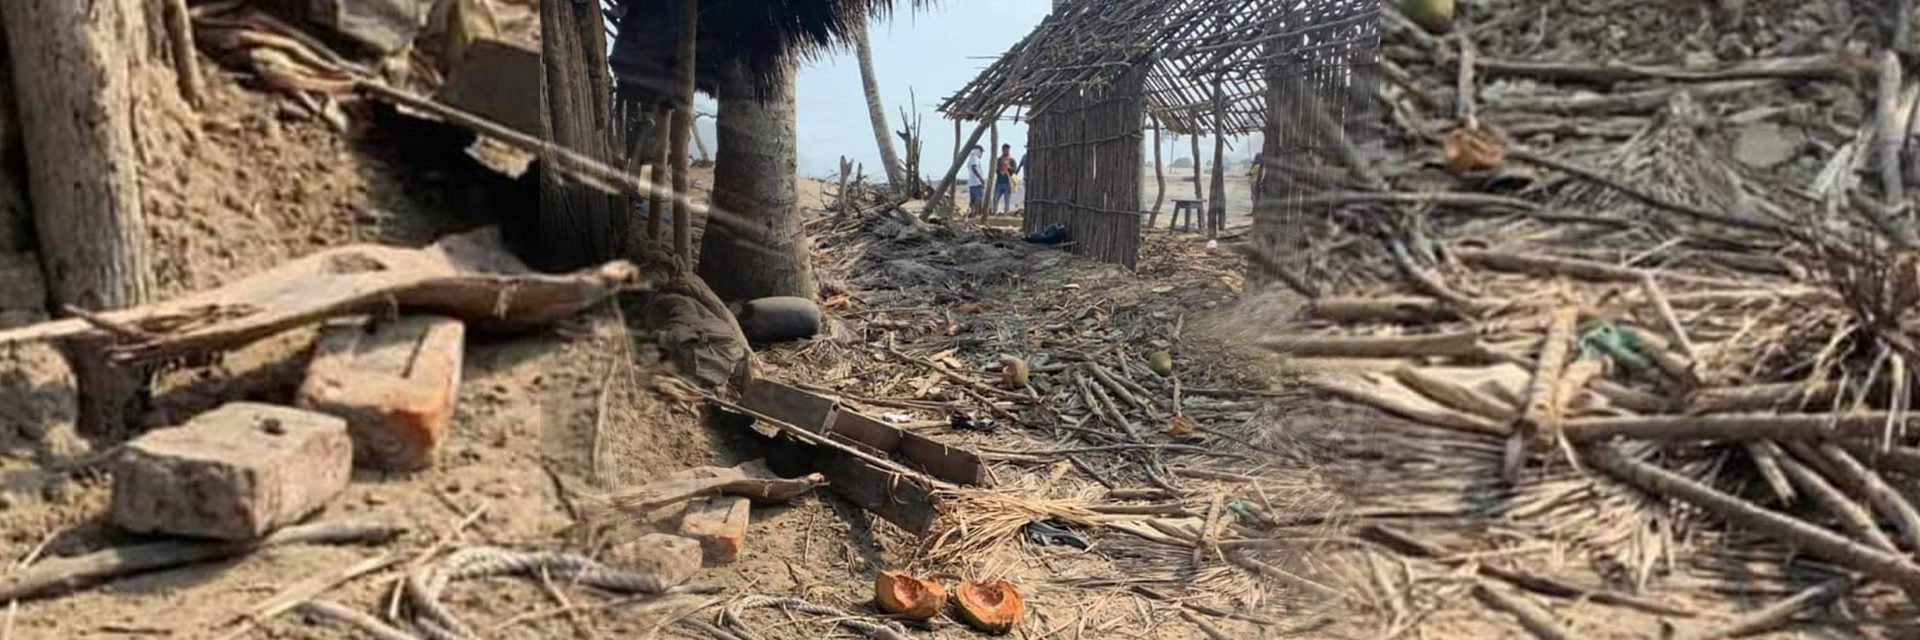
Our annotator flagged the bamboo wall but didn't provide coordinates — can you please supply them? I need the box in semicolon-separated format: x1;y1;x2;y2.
1023;67;1146;270
1251;0;1382;287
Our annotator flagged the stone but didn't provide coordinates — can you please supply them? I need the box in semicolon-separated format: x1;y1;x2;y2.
678;496;750;565
109;403;352;540
731;297;821;344
1733;123;1801;169
307;0;428;55
606;533;701;588
298;316;465;471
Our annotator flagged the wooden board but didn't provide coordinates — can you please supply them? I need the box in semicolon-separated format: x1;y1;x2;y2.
740;379;839;433
832;411;987;486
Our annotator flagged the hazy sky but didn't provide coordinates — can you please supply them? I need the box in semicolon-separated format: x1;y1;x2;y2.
790;1;1254;179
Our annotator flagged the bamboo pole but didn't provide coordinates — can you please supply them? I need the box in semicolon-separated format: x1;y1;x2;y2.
1151;119;1166;224
1564;412;1916;443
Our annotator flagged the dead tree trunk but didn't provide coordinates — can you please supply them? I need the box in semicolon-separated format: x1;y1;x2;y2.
537;0;627;271
3;0;157;434
851;10;905;190
700;58;817;301
670;0;697;262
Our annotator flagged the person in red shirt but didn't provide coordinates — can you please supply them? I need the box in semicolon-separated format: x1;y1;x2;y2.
993;144;1018;214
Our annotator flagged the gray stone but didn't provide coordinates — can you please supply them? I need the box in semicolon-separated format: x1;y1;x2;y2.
308;0;428;55
109;403;352;540
606;533;701;587
1733;123;1801;169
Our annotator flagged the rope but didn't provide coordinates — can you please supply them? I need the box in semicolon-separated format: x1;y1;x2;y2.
720;596;912;640
403;546;678;640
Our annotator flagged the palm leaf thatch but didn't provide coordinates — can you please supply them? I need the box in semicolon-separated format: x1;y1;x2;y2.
609;0;921;101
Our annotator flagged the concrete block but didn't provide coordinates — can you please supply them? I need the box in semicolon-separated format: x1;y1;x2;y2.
678;496;749;565
606;533;701;588
298;315;465;471
110;403;352;540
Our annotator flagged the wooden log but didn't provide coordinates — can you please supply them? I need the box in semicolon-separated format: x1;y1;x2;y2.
1262;330;1486;359
1477;55;1859;85
1510;305;1578;481
1150;119;1165;222
1392;366;1519;423
1308;296;1453;323
1456;249;1642;282
1564;412;1913;443
1835;441;1920;478
1687;382;1841;415
0;520;402;602
670;0;697;259
1586;445;1920;598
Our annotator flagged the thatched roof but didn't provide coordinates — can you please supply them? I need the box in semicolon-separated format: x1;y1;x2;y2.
608;0;915;101
939;0;1381;136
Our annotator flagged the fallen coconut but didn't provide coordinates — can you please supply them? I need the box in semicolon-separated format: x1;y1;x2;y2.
1402;0;1454;33
953;579;1024;634
874;570;945;621
1000;356;1030;388
1147;351;1174;377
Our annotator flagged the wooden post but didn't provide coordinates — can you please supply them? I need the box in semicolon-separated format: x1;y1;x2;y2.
1150;118;1165;227
1190;133;1204;202
1208;81;1228;239
986;120;1000;218
538;0;627;270
4;0;157;434
648;106;670;243
953;118;964;212
670;0;697;263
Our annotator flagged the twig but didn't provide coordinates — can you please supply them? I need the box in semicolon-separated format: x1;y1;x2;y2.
1473;582;1574;640
217;552;400;640
1772;441;1899;552
163;0;205;109
0;519;402;602
1455;32;1477;127
1684;577;1852;640
1179;609;1235;640
298;600;422;640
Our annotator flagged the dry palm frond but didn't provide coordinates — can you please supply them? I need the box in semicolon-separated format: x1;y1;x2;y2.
918;488;1103;571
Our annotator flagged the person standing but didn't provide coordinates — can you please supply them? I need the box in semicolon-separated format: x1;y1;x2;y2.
965;145;986;213
994;144;1018;214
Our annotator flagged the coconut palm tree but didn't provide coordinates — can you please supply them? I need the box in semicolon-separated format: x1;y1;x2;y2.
851;8;907;191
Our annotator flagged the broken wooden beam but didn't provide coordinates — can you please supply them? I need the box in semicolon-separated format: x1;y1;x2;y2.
1564;412;1915;443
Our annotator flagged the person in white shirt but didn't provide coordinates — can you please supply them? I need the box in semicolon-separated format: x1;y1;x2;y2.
965;145;985;211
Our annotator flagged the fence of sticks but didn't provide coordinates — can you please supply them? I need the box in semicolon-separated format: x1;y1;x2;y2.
1238;0;1920;634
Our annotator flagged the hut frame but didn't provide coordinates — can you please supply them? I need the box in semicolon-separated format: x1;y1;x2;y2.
941;0;1383;272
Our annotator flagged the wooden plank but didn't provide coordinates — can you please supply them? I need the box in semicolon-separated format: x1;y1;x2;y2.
831;409;987;486
741;379;839;434
811;434;938;535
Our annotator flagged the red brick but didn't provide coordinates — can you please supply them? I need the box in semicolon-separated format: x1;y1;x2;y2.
679;496;750;565
297;315;465;471
109;403;351;540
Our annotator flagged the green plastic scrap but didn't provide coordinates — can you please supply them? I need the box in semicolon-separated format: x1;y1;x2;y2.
1578;322;1652;373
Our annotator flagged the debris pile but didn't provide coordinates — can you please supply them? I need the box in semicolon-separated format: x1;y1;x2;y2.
1247;1;1920;635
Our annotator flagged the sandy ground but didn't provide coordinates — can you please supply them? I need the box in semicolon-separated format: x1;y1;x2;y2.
943;173;1261;228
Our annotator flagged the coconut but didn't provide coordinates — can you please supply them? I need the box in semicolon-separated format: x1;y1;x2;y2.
1402;0;1454;33
953;579;1024;634
874;571;945;621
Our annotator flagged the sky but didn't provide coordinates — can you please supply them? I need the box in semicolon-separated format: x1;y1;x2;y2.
789;1;1256;180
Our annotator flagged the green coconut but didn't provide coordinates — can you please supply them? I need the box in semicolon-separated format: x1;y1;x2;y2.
1402;0;1455;33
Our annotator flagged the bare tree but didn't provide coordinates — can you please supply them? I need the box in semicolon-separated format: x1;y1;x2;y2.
851;9;906;190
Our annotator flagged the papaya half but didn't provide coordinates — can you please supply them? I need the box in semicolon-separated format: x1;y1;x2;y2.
953;579;1024;634
874;570;945;621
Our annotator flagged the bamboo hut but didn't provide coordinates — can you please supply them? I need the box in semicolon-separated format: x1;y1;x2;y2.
941;0;1383;273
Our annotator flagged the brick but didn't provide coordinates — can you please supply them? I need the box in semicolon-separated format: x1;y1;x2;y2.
605;533;701;588
298;315;465;471
678;496;749;565
109;403;352;540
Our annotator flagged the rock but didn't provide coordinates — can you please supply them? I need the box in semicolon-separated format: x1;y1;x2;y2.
307;0;428;55
298;316;465;471
0;253;45;312
606;533;701;588
1733;123;1801;169
109;403;352;540
678;496;749;565
731;297;821;344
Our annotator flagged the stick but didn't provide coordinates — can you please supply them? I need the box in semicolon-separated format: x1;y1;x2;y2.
1455;32;1477;127
582;473;827;519
1587;446;1920;597
670;0;698;259
1477;55;1860;85
1687;382;1841;415
1179;609;1234;640
1639;276;1697;360
1262;330;1486;359
1310;374;1510;437
1456;249;1643;282
1189;493;1225;573
1474;582;1575;640
1810;443;1920;549
298;600;423;640
0;520;402;602
163;0;205;109
1876;51;1917;246
1744;442;1799;507
1684;577;1852;640
1309;296;1454;323
1772;442;1900;552
216;552;399;640
1508;151;1784;234
922;114;1001;217
1363;525;1695;617
1511;305;1578;481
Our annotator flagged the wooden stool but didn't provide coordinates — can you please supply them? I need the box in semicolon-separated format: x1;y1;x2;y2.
1171;199;1204;232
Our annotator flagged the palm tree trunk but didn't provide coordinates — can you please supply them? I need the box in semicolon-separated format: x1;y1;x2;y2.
851;12;905;189
700;58;817;301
